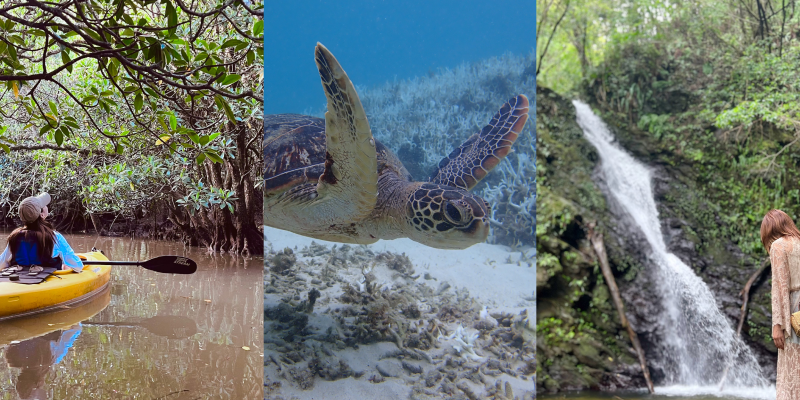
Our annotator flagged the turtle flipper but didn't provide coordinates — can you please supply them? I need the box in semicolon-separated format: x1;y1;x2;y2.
313;43;378;223
430;95;529;191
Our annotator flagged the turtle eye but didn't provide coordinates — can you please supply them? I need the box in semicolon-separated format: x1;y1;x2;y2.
444;202;463;224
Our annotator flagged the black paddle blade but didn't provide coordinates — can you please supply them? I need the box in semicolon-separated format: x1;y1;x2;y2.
141;256;198;274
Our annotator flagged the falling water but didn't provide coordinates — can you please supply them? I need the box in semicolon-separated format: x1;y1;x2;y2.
573;100;773;396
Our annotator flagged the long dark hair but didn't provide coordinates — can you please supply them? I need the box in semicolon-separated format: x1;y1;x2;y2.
7;217;56;262
760;209;800;253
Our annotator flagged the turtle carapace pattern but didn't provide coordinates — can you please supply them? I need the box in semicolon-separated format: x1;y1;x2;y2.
264;43;529;250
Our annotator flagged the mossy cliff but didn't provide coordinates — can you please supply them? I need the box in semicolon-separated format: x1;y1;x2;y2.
536;85;651;392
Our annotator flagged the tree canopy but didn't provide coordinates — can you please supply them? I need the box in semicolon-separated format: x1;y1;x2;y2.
0;0;263;161
0;0;265;254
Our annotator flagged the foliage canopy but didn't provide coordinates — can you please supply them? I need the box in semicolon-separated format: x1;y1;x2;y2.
0;0;263;160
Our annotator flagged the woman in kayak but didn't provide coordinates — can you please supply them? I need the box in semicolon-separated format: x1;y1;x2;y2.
0;193;84;273
762;209;800;400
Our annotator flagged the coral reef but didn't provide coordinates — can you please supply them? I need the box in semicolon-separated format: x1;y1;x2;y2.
264;241;535;399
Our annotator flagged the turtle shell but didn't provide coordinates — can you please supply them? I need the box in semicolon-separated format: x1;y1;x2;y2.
263;114;328;196
264;113;411;197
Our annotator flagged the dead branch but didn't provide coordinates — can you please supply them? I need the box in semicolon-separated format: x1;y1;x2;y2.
587;221;655;394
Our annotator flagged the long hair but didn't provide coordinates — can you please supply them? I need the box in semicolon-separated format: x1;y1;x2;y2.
760;209;800;253
6;217;56;262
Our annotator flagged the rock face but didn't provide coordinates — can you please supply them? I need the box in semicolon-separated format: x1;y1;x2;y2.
537;86;650;392
536;85;778;394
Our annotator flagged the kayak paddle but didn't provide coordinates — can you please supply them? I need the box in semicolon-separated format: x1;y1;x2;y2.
82;256;197;274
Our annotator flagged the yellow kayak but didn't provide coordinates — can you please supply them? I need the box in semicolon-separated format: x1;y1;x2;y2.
0;283;110;346
0;252;112;320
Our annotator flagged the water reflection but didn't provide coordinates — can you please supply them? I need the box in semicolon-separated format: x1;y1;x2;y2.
7;326;81;400
85;315;198;339
0;233;262;399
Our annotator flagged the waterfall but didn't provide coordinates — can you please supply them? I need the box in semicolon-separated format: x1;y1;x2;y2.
573;100;773;396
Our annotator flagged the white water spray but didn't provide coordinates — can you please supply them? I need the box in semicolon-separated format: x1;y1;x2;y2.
573;100;772;397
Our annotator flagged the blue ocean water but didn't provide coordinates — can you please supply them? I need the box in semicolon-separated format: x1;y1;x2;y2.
264;0;536;114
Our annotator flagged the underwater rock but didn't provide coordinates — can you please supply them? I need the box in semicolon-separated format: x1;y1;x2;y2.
376;360;403;378
403;303;422;319
264;303;310;342
402;360;423;374
269;247;297;275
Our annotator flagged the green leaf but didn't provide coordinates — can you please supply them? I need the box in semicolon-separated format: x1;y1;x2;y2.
134;92;143;112
108;60;119;78
61;51;73;73
220;74;241;86
205;150;224;163
253;20;263;36
144;87;159;98
169;114;177;131
214;95;236;122
115;144;124;154
63;117;79;129
0;143;9;154
54;129;63;146
39;124;53;136
246;50;255;65
166;1;178;35
195;153;206;164
48;101;58;116
221;39;243;49
6;45;17;63
157;117;169;133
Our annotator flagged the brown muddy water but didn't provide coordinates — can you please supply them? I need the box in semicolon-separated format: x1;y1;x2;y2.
0;233;263;399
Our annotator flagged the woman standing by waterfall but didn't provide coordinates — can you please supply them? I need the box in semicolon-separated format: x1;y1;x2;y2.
763;209;800;399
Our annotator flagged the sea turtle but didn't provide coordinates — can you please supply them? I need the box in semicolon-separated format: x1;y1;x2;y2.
264;43;529;250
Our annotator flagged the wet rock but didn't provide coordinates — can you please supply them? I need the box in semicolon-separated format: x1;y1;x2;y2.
401;360;423;374
376;360;403;378
402;303;421;319
269;248;297;275
574;338;603;369
424;370;442;387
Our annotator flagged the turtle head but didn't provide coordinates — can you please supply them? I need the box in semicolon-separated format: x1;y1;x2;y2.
405;183;490;249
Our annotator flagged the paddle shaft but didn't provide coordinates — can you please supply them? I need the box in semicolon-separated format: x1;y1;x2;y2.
81;255;197;274
83;260;148;266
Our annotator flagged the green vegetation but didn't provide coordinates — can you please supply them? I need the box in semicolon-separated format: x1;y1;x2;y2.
538;0;799;392
0;0;264;254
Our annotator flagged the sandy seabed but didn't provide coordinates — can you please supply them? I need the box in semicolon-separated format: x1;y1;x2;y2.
263;227;536;400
